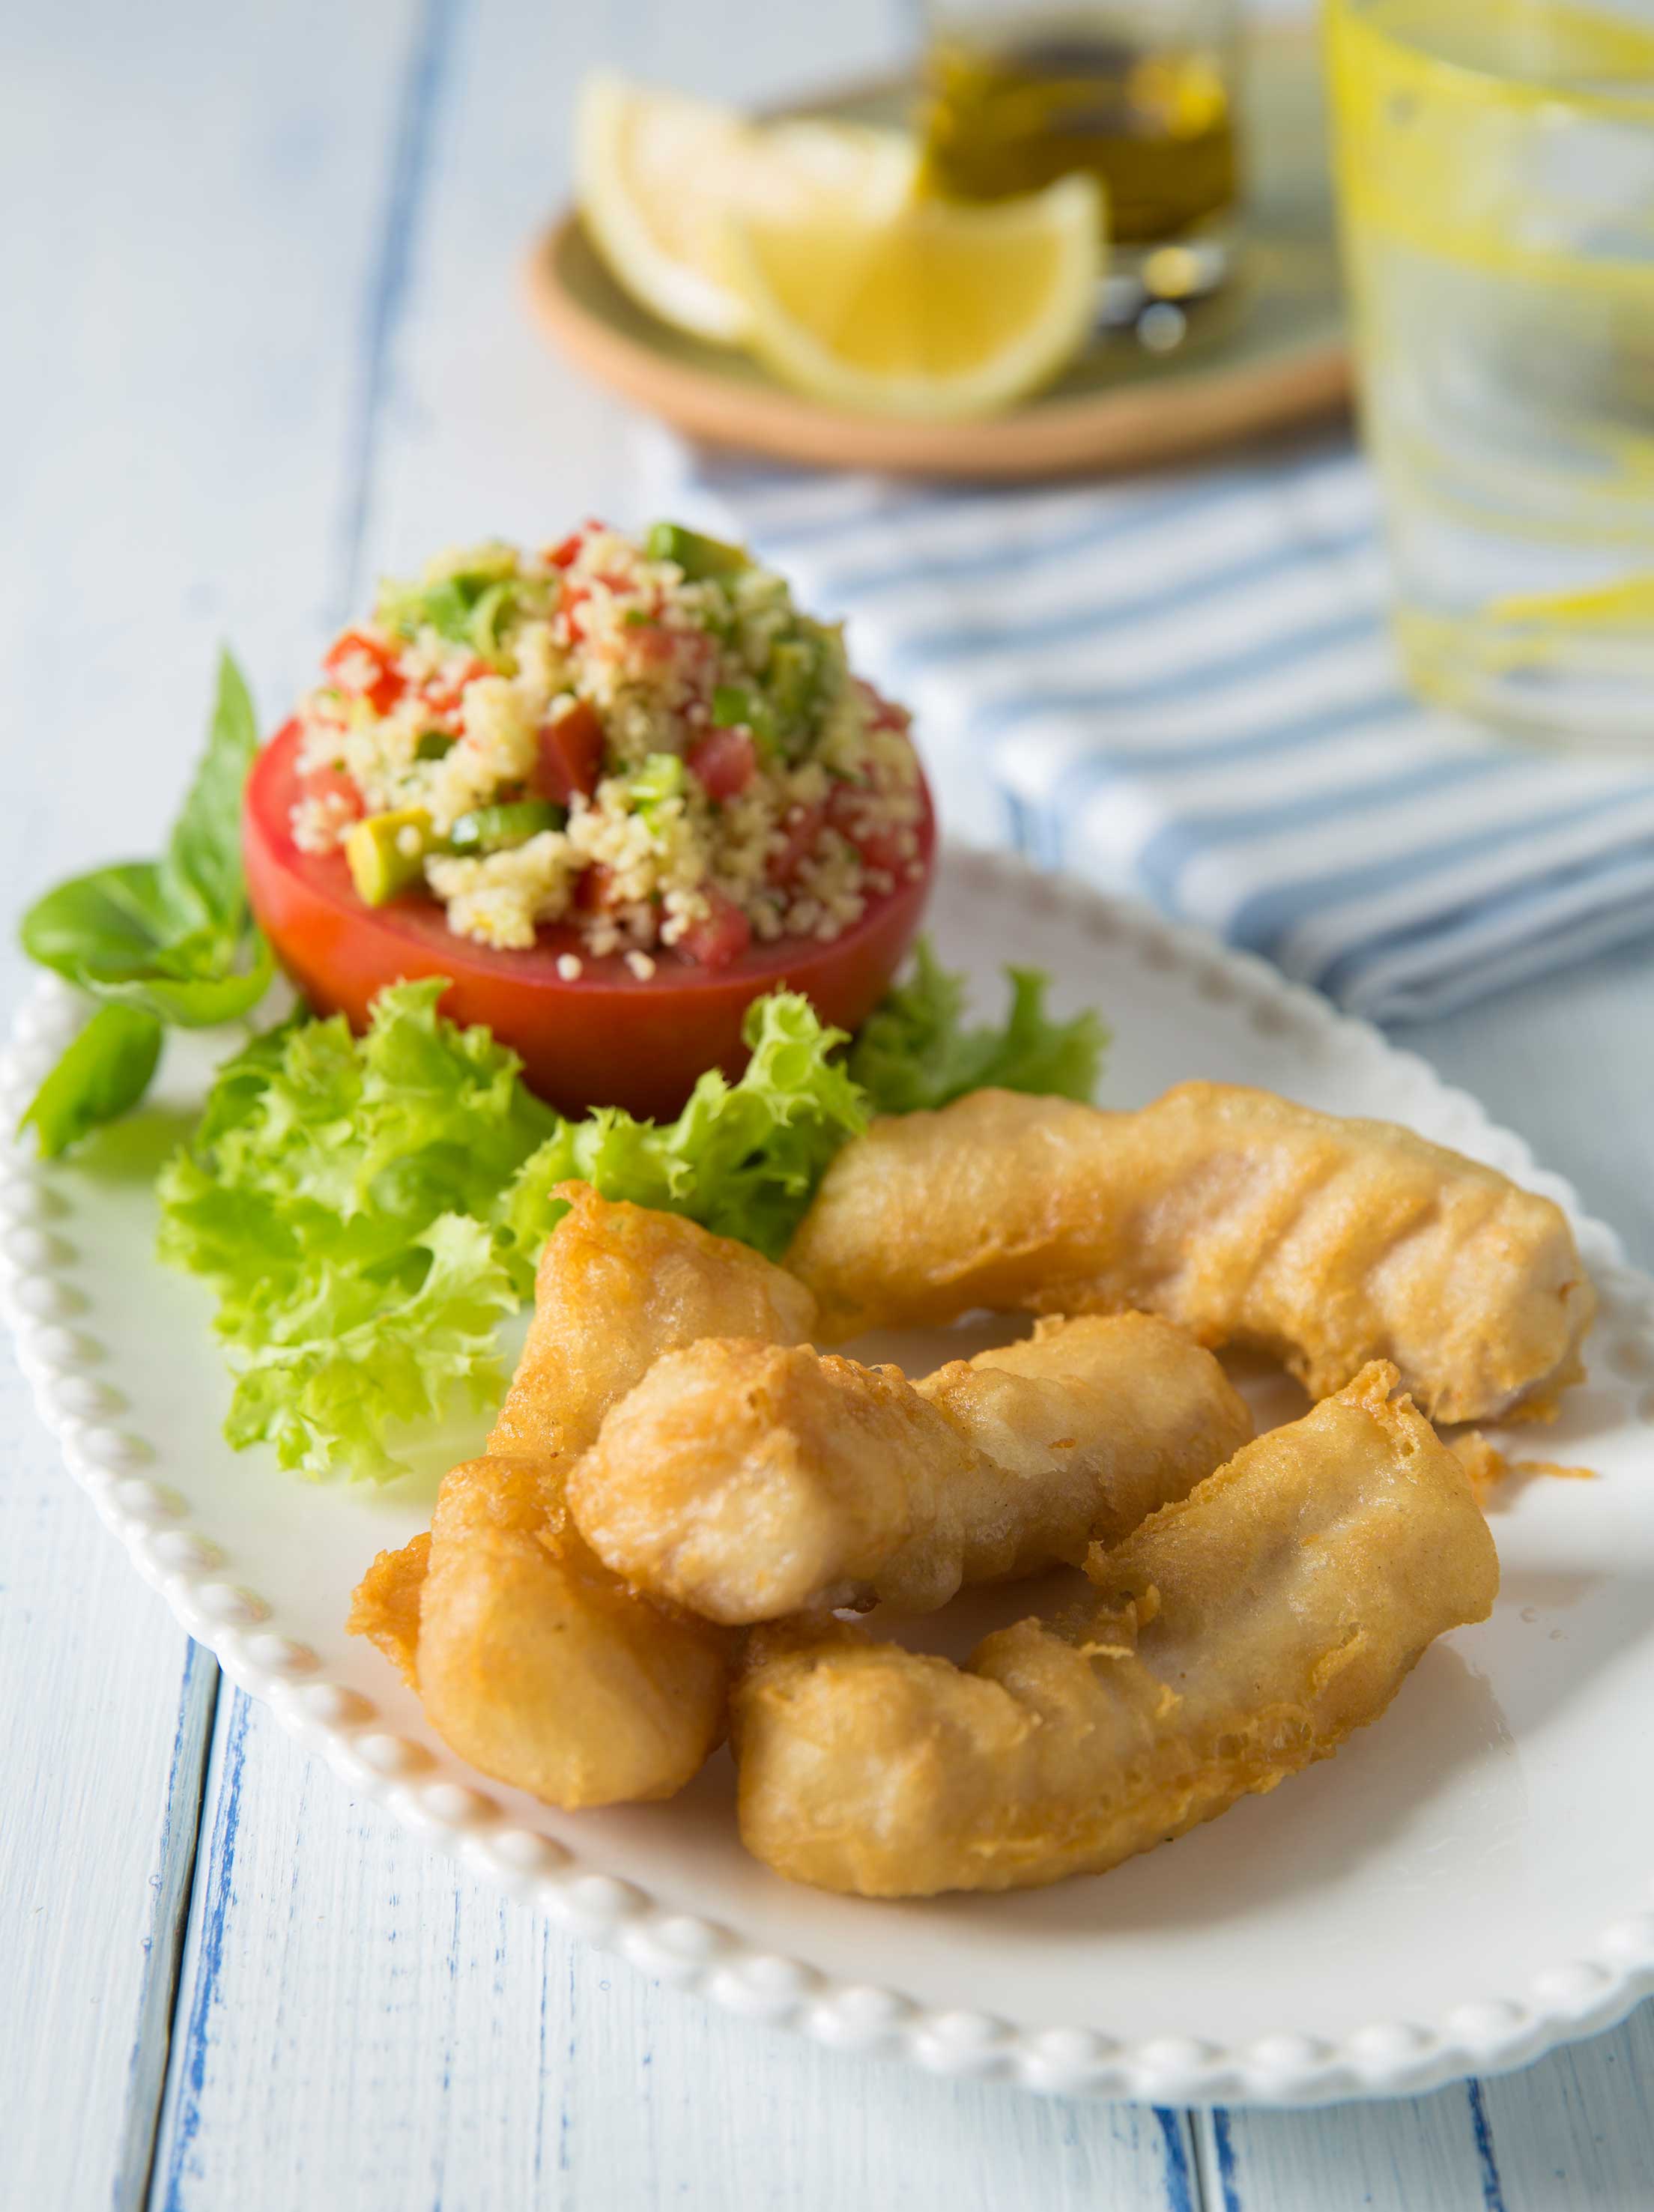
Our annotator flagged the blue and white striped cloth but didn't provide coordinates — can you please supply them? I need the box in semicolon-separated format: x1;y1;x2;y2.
642;428;1654;1023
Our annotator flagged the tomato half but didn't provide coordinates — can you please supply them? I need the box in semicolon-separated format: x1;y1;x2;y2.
243;721;936;1120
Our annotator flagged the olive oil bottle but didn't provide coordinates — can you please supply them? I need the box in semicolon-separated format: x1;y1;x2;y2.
921;7;1239;244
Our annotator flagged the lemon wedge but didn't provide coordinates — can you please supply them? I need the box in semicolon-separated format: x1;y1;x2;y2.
575;74;920;344
723;174;1103;420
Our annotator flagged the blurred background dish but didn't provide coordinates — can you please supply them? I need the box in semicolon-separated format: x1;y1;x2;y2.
527;24;1346;475
918;0;1242;294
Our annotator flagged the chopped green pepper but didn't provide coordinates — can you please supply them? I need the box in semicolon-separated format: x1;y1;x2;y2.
468;578;513;665
376;574;476;646
628;754;687;815
767;631;826;747
447;800;562;853
414;730;455;760
375;554;530;670
645;521;750;581
345;809;441;905
709;682;779;761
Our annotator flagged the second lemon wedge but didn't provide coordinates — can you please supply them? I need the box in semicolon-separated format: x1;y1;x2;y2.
724;174;1103;421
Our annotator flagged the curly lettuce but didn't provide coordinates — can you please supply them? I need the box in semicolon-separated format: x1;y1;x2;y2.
157;982;555;1481
504;991;868;1267
848;939;1108;1115
159;949;1106;1482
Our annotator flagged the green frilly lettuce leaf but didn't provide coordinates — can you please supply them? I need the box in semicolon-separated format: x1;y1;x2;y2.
846;937;1107;1115
159;941;1107;1483
503;990;869;1266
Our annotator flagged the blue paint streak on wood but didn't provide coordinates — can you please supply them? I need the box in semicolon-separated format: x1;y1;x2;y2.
1466;2081;1508;2212
1207;2110;1242;2212
1154;2107;1199;2212
331;0;466;623
156;1688;252;2212
560;1950;578;2175
533;1921;554;2185
114;1639;219;2212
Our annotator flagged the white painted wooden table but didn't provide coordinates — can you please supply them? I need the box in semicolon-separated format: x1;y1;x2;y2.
4;3;1653;2205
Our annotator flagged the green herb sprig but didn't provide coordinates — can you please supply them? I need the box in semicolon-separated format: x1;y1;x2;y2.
18;653;273;1156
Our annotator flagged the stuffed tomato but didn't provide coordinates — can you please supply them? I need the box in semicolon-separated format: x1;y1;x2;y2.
243;520;935;1118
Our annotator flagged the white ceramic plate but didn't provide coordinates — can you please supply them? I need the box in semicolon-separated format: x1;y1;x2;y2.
7;847;1654;2108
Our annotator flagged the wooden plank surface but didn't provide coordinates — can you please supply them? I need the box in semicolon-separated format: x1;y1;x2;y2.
3;1;1653;2207
154;1692;1201;2212
0;1408;212;2212
0;4;406;2206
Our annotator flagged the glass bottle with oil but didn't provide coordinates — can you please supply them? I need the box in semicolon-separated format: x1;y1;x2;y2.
921;0;1242;306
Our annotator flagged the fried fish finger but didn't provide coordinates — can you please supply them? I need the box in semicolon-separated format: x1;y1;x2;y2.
488;1180;817;1455
567;1313;1251;1623
733;1361;1500;1896
408;1453;733;1808
786;1082;1593;1423
348;1183;816;1805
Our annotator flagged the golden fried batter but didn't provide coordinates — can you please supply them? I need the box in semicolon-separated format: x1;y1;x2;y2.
348;1184;816;1806
786;1083;1593;1424
488;1181;817;1455
568;1314;1251;1624
733;1362;1500;1897
414;1455;733;1808
348;1530;429;1687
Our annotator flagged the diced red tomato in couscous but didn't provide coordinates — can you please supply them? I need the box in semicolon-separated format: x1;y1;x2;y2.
289;521;924;966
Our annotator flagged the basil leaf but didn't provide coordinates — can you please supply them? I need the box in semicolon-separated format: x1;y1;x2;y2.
19;857;272;1028
18;1004;164;1158
21;861;185;983
93;929;276;1028
163;649;261;928
22;650;262;987
17;649;275;1142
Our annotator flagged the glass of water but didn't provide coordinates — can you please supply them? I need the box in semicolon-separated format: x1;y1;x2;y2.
1327;0;1654;748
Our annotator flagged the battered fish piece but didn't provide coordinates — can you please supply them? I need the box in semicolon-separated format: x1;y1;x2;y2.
488;1181;817;1456
786;1083;1593;1424
409;1454;732;1808
733;1362;1500;1897
349;1184;816;1806
349;1530;428;1687
568;1314;1251;1624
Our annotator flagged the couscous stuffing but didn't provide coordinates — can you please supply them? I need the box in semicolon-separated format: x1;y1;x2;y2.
289;521;925;968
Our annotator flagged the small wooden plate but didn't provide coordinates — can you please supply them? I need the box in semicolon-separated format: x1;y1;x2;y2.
524;29;1348;481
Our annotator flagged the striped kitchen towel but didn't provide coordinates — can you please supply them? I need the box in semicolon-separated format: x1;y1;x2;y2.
640;427;1654;1024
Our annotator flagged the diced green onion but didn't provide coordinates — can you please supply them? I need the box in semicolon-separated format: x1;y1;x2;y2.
447;801;561;853
645;521;750;581
467;578;514;664
711;683;780;761
767;633;824;742
628;753;687;814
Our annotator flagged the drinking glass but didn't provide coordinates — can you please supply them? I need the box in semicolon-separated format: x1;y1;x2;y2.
1328;0;1654;748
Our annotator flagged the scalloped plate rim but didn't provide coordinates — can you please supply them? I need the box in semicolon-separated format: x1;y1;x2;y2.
5;843;1654;2108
